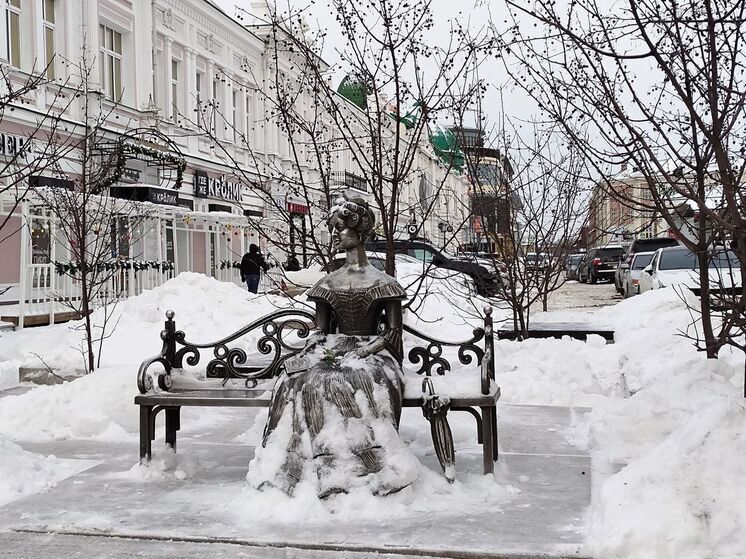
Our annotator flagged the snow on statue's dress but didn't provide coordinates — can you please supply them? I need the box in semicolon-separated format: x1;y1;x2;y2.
247;198;419;498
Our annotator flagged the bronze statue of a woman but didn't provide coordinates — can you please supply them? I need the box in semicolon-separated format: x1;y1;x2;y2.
247;197;419;498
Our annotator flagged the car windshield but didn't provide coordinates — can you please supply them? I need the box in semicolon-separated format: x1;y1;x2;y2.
631;253;654;269
710;250;740;268
597;247;625;260
659;250;697;270
658;249;740;270
569;255;583;265
633;239;679;253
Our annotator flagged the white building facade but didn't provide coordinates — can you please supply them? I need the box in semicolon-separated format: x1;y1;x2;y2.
0;0;469;326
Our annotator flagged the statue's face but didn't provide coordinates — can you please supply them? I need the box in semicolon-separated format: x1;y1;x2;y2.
328;213;360;251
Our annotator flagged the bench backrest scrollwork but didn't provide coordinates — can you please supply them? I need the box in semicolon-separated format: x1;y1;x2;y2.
138;306;496;396
402;306;495;395
137;308;316;393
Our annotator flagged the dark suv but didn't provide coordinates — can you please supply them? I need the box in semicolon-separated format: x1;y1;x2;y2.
579;246;626;284
367;238;502;297
614;237;681;293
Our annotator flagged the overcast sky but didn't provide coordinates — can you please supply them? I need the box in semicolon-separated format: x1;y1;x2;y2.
216;0;539;136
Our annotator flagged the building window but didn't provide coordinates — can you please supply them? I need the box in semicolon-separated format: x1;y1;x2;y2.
99;24;123;101
42;0;55;79
171;58;180;120
211;78;218;135
231;90;238;141
245;93;253;145
5;0;21;68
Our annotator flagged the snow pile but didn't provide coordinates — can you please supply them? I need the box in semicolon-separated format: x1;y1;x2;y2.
0;273;296;441
227;464;518;523
588;374;745;559
487;287;745;558
0;272;297;373
400;263;498;339
0;361;18;390
569;289;744;559
0;366;134;441
127;447;204;481
0;436;96;507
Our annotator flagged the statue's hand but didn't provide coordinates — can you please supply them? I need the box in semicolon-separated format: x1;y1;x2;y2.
355;347;371;358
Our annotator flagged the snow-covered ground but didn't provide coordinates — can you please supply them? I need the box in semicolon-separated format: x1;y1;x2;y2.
0;273;744;558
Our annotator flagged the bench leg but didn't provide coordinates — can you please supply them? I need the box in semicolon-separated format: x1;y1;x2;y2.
165;406;181;451
481;406;495;475
139;405;153;463
490;406;498;461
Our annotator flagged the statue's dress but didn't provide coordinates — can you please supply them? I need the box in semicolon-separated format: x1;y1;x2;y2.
247;268;418;498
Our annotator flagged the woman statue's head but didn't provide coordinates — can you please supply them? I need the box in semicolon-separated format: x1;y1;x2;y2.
328;196;375;251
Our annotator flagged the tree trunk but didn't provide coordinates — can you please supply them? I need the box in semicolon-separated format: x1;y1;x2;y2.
696;250;718;359
80;269;95;372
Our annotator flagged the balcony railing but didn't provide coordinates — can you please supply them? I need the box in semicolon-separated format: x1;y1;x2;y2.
332;171;368;192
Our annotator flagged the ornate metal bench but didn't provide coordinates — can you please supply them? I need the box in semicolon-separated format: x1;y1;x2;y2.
135;307;500;479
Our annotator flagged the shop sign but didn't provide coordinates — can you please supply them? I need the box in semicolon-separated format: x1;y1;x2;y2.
0;133;30;159
193;170;242;203
30;175;74;190
148;188;178;206
122;166;142;183
110;185;178;207
287;202;309;215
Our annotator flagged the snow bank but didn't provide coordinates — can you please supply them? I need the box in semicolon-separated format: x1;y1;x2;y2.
0;273;297;441
0;436;96;507
0;361;18;390
546;288;745;559
0;272;297;373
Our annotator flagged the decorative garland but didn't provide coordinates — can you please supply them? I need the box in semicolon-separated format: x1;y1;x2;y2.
124;143;187;190
94;142;187;195
53;260;175;276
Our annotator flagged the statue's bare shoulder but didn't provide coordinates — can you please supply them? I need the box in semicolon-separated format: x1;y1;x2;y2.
314;265;398;291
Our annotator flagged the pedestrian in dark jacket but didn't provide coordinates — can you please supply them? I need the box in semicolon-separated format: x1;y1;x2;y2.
240;244;268;294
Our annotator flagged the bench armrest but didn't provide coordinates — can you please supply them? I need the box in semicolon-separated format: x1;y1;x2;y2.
403;306;495;395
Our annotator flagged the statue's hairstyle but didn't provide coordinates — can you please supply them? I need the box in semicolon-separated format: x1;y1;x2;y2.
329;196;376;238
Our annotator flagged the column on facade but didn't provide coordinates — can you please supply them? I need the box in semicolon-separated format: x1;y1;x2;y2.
185;48;197;123
164;37;173;120
223;69;233;143
206;60;217;140
32;0;53;109
82;0;99;90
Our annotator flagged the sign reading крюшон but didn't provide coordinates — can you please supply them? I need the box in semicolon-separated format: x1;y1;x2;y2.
193;170;241;203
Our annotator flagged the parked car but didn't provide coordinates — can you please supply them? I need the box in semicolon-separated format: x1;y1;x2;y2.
614;237;681;294
621;251;655;298
578;245;626;284
524;252;551;272
564;254;584;280
368;238;503;297
456;252;510;286
285;252;421;291
637;247;742;298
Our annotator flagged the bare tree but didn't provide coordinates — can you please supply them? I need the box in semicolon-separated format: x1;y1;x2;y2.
187;0;488;281
497;0;746;359
458;112;591;336
32;56;184;372
0;61;76;242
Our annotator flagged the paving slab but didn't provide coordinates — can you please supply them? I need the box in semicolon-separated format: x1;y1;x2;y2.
0;404;591;559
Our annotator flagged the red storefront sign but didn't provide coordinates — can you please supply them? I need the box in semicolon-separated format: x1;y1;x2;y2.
287;202;309;215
